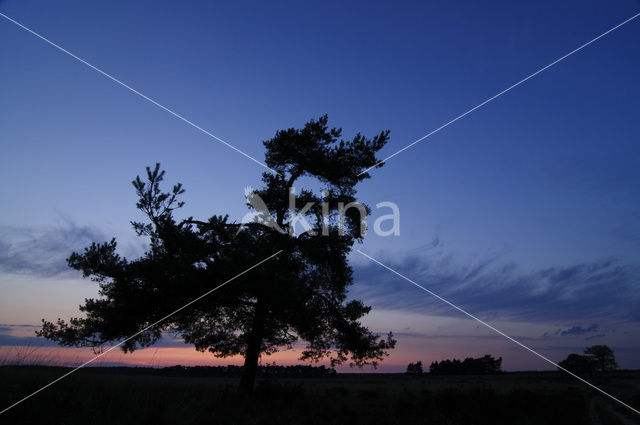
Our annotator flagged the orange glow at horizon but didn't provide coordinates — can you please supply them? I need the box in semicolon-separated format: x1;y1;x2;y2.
0;345;301;367
0;344;416;372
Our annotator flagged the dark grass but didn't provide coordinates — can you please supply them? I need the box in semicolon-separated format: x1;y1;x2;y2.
594;402;626;425
1;367;639;425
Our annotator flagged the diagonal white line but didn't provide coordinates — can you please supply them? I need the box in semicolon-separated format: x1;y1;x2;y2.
0;250;282;415
0;12;281;176
356;249;640;416
359;11;640;176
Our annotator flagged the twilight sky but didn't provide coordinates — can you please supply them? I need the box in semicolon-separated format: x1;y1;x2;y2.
1;0;639;372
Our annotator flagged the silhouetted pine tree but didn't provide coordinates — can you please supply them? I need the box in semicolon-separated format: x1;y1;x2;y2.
38;116;395;393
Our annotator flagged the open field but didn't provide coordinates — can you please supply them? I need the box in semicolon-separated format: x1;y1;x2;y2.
1;367;640;424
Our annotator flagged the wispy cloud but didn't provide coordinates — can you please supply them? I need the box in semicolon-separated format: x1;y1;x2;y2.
0;218;107;276
0;333;59;347
584;334;606;341
0;324;187;349
559;324;599;336
352;243;640;324
0;324;39;328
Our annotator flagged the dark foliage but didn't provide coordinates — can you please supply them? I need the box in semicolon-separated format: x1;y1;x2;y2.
558;345;618;374
406;361;423;374
37;116;395;393
558;354;597;374
584;345;618;373
429;355;503;375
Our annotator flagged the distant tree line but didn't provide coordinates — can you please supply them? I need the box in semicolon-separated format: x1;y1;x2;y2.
406;361;423;374
18;364;337;378
430;355;503;375
407;345;618;376
161;364;337;378
406;355;502;375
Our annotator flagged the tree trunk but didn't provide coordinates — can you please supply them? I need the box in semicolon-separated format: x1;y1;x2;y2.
238;300;266;395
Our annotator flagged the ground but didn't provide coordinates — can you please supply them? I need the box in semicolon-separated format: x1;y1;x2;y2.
1;367;639;424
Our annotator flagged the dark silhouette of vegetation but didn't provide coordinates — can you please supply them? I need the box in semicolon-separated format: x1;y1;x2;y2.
429;355;503;375
0;364;335;378
406;361;423;374
558;345;618;374
162;364;337;378
37;116;395;393
584;345;618;372
558;354;597;374
2;365;608;425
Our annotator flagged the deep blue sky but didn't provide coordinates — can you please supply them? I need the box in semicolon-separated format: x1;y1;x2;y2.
1;0;639;370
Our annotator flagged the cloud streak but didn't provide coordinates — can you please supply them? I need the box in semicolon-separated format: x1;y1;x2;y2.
560;324;599;336
0;324;188;349
352;243;640;324
0;219;107;276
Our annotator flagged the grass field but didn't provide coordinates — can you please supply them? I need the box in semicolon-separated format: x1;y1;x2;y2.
1;367;639;424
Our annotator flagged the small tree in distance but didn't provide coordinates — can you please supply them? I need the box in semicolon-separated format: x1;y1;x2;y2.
37;116;395;393
584;345;618;372
558;345;617;374
406;361;423;375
